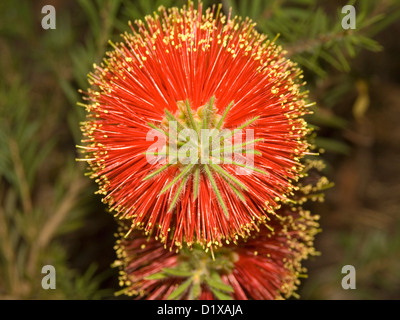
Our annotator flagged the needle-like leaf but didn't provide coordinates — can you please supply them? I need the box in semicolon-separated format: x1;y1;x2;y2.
215;100;234;130
160;164;194;194
204;164;229;219
167;175;190;212
193;166;200;200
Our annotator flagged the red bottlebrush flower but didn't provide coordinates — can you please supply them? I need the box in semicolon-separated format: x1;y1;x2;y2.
113;160;328;300
80;2;312;249
113;205;320;300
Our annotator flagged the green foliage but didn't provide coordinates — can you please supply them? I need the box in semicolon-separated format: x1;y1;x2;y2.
0;0;113;299
302;226;400;300
206;272;234;293
224;0;400;77
144;246;235;300
167;278;193;300
0;73;108;299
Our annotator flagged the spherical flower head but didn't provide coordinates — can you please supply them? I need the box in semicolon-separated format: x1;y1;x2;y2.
113;161;328;300
113;205;319;300
80;2;312;249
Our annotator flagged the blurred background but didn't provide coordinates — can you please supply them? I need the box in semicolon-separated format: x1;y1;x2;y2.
0;0;399;299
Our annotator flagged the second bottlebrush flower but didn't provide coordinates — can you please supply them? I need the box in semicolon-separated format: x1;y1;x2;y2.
79;2;314;250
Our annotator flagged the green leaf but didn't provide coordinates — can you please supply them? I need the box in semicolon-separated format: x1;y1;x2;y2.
249;0;261;20
191;281;201;300
219;177;246;203
204;164;229;218
145;272;167;280
225;159;269;176
216;101;234;130
210;288;233;300
310;8;324;38
167;174;189;212
163;267;193;277
143;163;171;181
201;96;215;130
78;0;101;38
223;0;238;17
185;99;199;134
307;112;348;130
314;137;351;154
193;166;200;200
206;273;234;293
164;108;186;132
167;278;193;300
210;163;247;191
160;164;194;195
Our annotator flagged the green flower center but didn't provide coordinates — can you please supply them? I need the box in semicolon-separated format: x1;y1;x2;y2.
144;97;267;217
148;244;239;300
